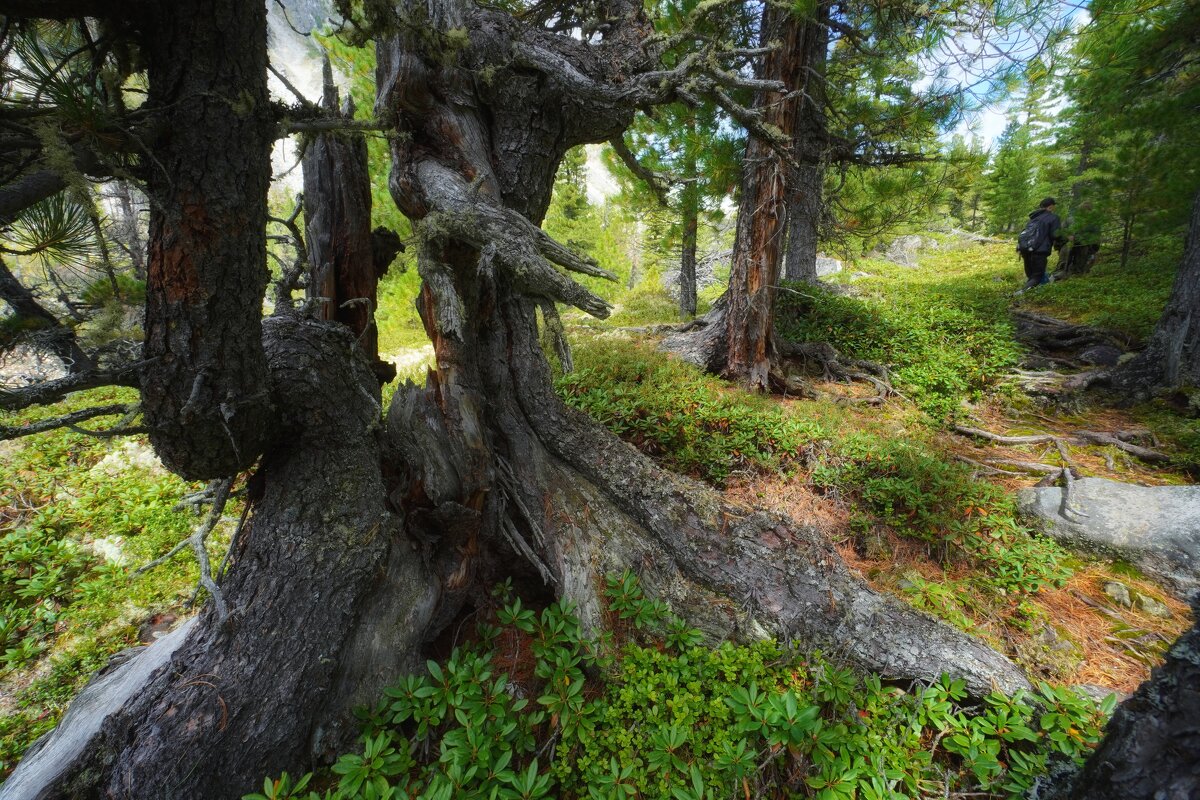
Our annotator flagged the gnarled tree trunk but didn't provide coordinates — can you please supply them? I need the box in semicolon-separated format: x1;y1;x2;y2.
2;2;1034;797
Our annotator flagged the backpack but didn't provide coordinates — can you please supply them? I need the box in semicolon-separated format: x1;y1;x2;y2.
1017;216;1043;254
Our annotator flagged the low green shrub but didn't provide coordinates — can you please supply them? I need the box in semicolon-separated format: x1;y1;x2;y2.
1021;237;1181;341
250;574;1113;800
0;389;208;776
557;340;824;484
811;434;1071;594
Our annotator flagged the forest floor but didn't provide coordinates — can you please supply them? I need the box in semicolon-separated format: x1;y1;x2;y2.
561;234;1194;696
0;232;1195;789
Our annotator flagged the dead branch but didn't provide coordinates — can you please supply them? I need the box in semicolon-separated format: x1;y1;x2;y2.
269;196;308;312
0;403;134;441
1072;431;1170;464
608;134;670;206
953;455;1021;477
983;459;1064;475
952;425;1058;446
139;477;235;621
0;363;141;411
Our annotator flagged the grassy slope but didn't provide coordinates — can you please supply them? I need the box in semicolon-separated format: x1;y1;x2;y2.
1020;235;1181;341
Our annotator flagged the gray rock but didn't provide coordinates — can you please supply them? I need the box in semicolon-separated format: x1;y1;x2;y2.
815;254;842;276
1078;344;1124;367
884;235;939;267
1017;477;1200;599
89;440;167;478
87;536;128;565
1104;581;1133;608
1133;592;1173;619
1037;624;1077;653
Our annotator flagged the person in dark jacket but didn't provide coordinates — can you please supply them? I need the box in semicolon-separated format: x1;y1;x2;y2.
1018;197;1062;291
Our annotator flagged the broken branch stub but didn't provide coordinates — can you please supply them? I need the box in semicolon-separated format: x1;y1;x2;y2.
414;162;613;318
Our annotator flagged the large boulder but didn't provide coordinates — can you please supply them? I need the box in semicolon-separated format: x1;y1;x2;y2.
1017;478;1200;598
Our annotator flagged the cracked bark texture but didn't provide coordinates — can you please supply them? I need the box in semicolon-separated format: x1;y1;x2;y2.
724;7;808;389
139;0;277;479
4;1;1037;796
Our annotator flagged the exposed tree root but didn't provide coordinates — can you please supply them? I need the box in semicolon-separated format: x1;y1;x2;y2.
953;425;1170;465
1072;431;1171;464
991;459;1067;475
4;313;1031;800
1013;310;1134;354
657;304;893;403
773;339;893;403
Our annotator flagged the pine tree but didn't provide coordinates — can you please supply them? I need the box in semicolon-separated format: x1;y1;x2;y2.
985;119;1037;233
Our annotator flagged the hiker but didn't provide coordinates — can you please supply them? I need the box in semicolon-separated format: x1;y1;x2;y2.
1016;197;1062;291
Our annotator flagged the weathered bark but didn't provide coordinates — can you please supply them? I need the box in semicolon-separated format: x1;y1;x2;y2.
139;0;277;480
724;8;809;389
1114;189;1200;392
0;254;92;372
782;6;829;285
1;317;438;800
374;0;1028;695
3;2;1037;796
303;62;397;383
1064;606;1200;799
